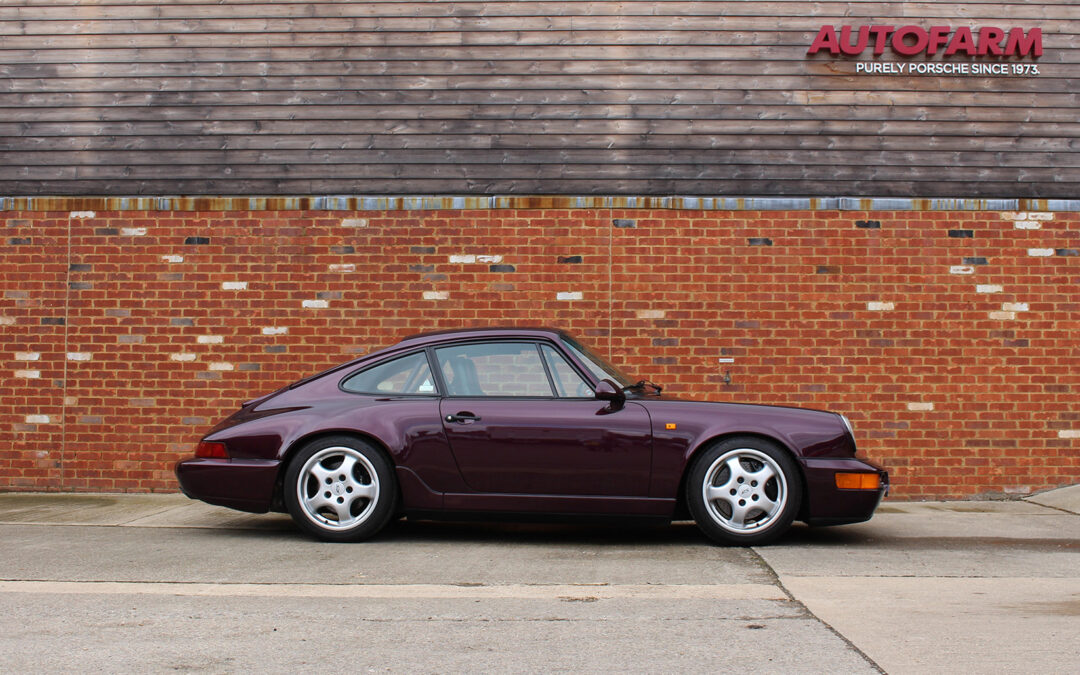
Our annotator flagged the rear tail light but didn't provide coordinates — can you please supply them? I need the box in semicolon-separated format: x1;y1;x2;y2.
835;472;881;490
195;441;229;459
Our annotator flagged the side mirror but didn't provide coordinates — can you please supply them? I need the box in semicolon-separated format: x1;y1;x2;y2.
594;379;625;404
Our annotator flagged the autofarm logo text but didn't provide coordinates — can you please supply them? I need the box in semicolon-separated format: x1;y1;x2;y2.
807;25;1043;77
807;25;1042;57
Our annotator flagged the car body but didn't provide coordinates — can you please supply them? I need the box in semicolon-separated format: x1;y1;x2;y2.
176;327;888;544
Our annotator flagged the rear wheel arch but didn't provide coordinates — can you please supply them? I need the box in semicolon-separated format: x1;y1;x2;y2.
273;429;397;512
280;432;400;542
674;432;808;522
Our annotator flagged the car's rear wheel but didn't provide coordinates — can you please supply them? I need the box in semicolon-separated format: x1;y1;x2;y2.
284;435;397;542
686;437;802;546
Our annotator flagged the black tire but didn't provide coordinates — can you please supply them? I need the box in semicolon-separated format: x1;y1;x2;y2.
283;435;397;542
685;437;802;546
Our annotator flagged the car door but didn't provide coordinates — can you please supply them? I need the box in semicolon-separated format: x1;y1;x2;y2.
435;340;652;496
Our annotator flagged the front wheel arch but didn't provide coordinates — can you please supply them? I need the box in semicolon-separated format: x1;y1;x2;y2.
683;435;805;545
674;433;808;523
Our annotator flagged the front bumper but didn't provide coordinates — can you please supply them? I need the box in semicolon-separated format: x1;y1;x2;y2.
800;457;889;527
175;457;280;513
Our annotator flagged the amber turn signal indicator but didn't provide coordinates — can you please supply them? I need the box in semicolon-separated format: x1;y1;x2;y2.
665;423;677;430
195;441;228;459
835;472;881;490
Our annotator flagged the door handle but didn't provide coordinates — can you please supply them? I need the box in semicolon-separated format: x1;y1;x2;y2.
445;412;481;424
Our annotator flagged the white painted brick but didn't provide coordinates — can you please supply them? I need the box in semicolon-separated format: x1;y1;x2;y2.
302;299;329;309
341;218;368;228
636;309;666;319
1058;430;1080;439
477;254;504;263
1014;221;1042;230
120;227;147;236
949;266;975;275
0;316;14;326
906;402;934;412
976;285;1003;294
557;291;584;301
69;211;95;218
448;254;476;264
1002;302;1029;312
867;301;894;311
208;362;234;371
25;415;51;424
15;352;40;361
717;357;735;363
328;264;356;273
170;352;197;362
63;396;78;406
261;326;288;336
161;255;185;263
66;352;91;361
423;291;449;300
1027;248;1054;257
1000;212;1053;221
15;370;41;378
221;281;248;291
196;335;224;344
988;311;1017;320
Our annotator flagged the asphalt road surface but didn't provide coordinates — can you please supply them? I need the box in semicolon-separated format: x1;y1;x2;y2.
0;491;1077;673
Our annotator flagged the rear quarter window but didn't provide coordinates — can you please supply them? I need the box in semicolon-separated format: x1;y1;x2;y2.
341;352;437;395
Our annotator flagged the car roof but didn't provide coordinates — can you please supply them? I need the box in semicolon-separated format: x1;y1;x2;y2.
287;326;574;392
395;326;570;350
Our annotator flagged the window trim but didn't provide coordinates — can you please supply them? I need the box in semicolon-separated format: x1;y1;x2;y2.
338;349;441;397
431;338;584;400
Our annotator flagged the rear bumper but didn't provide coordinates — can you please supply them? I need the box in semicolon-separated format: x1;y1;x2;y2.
174;457;280;514
800;457;889;527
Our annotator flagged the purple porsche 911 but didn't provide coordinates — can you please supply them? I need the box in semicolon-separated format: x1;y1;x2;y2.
176;327;888;545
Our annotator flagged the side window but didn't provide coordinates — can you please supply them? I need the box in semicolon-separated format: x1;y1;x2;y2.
436;342;554;397
342;352;437;395
541;344;592;398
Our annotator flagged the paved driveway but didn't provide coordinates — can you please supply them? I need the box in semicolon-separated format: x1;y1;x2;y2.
0;491;1077;673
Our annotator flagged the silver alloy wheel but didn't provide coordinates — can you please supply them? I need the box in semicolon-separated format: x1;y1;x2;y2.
701;447;788;534
295;446;380;530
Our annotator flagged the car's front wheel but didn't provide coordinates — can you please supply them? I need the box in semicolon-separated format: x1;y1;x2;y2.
284;435;397;542
686;437;802;546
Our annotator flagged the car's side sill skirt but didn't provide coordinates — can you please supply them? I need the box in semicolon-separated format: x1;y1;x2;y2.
439;492;675;517
403;509;673;527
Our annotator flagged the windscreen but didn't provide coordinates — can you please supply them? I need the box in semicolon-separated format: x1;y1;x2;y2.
562;336;635;387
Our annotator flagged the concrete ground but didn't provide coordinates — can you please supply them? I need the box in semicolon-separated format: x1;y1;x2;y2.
0;487;1077;673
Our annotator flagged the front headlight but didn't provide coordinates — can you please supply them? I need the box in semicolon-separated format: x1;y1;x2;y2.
838;413;855;438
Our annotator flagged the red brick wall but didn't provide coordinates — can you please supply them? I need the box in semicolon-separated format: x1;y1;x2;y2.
2;205;1078;499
